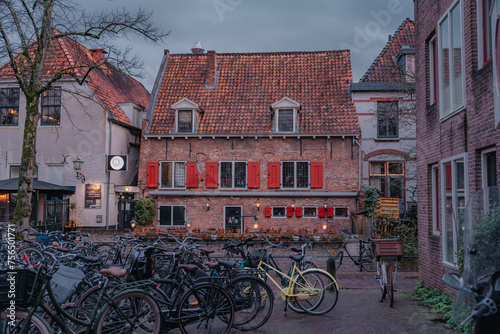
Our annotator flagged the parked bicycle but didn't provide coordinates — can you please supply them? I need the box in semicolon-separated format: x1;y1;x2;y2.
372;237;403;307
333;230;377;272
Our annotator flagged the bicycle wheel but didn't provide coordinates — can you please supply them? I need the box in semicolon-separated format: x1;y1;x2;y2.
96;290;161;334
293;269;339;315
96;243;118;266
177;283;234;334
378;262;386;302
1;310;50;334
386;264;394;307
360;248;377;272
16;246;43;267
334;250;343;268
227;275;274;331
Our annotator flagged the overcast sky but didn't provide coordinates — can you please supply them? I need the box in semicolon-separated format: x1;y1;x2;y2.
78;0;414;91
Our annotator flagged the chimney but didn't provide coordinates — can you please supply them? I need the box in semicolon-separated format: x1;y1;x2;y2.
191;42;205;54
89;49;107;62
206;50;217;88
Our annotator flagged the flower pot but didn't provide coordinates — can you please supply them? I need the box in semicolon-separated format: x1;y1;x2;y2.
313;235;320;241
210;234;217;241
292;235;300;241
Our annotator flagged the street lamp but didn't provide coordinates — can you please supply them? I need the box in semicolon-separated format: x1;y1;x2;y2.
73;157;85;183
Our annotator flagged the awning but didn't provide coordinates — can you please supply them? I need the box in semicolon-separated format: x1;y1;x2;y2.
0;178;75;194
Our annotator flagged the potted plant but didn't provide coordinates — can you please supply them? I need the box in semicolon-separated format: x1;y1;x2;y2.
134;197;156;237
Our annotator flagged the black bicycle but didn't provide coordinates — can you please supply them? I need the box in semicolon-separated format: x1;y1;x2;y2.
333;230;377;272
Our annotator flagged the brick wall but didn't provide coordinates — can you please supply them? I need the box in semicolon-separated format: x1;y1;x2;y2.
138;136;360;233
415;0;500;292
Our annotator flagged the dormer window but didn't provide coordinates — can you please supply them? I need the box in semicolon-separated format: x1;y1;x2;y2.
178;110;193;132
271;97;301;133
171;98;203;134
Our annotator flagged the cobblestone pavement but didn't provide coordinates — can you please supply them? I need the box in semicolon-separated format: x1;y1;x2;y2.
229;272;461;334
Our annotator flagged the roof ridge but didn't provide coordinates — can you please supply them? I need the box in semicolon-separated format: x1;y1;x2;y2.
359;18;414;83
169;50;350;56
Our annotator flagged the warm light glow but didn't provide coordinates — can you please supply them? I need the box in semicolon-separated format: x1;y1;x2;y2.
291;199;295;208
9;109;18;115
252;220;259;230
130;220;136;229
324;199;328;208
206;199;210;211
125;187;130;192
186;220;192;228
256;199;260;210
322;221;328;230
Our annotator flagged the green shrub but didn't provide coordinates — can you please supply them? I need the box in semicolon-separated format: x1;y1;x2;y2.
134;197;156;226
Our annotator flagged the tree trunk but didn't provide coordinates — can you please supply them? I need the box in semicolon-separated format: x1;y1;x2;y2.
13;96;41;227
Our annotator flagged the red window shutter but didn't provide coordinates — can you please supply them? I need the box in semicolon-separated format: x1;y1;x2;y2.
287;207;294;217
264;207;272;217
186;162;199;188
318;207;326;218
295;207;303;217
206;162;218;188
310;162;323;188
268;162;280;188
326;207;334;218
247;162;260;188
146;162;159;188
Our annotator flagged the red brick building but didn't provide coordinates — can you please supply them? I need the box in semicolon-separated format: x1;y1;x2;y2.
138;47;361;233
415;0;499;290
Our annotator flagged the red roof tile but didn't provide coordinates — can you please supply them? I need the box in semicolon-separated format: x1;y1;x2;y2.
360;18;415;83
146;50;359;135
0;36;149;127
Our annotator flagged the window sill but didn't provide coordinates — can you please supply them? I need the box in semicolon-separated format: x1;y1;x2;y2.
442;261;459;271
374;138;400;142
440;105;465;122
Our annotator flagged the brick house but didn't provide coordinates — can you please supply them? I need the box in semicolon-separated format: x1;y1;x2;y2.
0;36;149;229
350;18;417;217
138;46;361;233
415;0;499;290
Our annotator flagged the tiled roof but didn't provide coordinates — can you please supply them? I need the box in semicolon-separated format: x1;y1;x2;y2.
0;36;149;127
359;18;415;83
146;50;359;135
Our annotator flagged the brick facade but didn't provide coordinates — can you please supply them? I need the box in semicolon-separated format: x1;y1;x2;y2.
415;0;500;291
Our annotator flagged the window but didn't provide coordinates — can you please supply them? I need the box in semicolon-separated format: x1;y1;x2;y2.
10;165;38;179
159;205;186;226
219;161;247;189
377;101;398;138
282;161;309;189
272;207;286;218
428;36;438;104
442;155;467;266
478;0;493;66
160;161;186;188
177;110;193;132
303;207;317;218
334;207;349;218
482;148;497;188
439;1;464;118
41;88;61;125
370;162;404;199
277;109;294;132
0;88;20;126
432;164;440;235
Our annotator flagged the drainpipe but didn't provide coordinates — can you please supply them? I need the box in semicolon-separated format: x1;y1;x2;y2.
105;120;112;229
353;137;361;190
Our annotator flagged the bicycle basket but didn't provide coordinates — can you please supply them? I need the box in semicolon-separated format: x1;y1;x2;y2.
50;265;85;304
375;240;403;261
0;268;43;308
247;248;266;268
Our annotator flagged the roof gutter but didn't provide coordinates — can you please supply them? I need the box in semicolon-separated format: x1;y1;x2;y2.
143;132;360;140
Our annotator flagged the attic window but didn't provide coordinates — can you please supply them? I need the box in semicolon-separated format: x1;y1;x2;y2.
271;97;301;133
178;110;193;132
171;98;202;134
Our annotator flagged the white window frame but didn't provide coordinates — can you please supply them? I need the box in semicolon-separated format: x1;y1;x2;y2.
428;36;437;105
40;87;62;126
477;0;493;68
431;164;440;236
441;153;468;268
171;98;201;134
158;205;186;226
303;206;318;218
271;206;287;218
219;161;248;189
334;207;349;219
271;97;301;133
9;165;38;179
281;161;310;190
481;147;497;189
159;161;186;189
438;0;465;120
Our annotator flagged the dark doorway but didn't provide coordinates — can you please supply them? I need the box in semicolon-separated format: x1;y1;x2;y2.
118;194;136;229
225;207;242;232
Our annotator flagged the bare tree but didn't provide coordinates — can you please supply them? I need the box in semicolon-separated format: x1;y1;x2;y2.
0;0;167;226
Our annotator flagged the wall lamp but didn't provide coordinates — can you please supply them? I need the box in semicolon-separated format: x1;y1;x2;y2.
130;219;136;231
256;199;260;211
291;199;295;208
186;220;191;229
322;221;328;231
205;199;210;211
73;157;85;183
323;199;328;208
252;216;259;230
